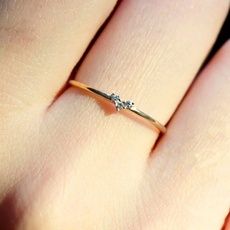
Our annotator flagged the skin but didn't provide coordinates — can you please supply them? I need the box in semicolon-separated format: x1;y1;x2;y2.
0;0;229;229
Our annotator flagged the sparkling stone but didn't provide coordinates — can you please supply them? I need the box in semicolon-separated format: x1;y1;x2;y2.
110;93;120;101
110;93;134;111
123;100;134;109
110;93;123;111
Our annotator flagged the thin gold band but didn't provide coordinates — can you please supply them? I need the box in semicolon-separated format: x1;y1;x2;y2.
69;80;166;134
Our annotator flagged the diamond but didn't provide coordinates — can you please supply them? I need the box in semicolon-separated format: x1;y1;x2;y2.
110;93;123;111
110;93;134;111
123;100;134;109
110;93;120;101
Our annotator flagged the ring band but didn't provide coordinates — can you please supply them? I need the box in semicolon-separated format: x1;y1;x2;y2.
69;80;166;134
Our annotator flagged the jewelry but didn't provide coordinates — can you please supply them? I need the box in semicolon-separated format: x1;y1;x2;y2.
69;80;166;133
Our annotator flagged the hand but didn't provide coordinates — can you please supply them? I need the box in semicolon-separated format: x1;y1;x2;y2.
0;1;229;229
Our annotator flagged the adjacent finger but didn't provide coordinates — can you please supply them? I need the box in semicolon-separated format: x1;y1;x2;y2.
147;41;230;230
0;0;117;111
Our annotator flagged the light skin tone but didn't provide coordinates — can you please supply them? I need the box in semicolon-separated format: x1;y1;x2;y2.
0;0;229;229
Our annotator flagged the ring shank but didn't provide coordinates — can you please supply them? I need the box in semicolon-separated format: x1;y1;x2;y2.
69;80;166;133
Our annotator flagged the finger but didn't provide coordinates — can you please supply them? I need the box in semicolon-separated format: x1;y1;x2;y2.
147;41;230;229
14;8;229;229
58;0;228;152
0;0;117;110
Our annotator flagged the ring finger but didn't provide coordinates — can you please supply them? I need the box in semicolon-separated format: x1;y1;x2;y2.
39;0;229;228
55;0;229;153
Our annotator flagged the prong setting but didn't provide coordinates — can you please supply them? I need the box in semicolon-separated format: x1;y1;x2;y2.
110;93;134;111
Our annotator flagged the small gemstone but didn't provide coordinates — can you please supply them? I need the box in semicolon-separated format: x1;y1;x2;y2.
110;93;120;101
110;93;134;111
123;100;134;109
115;100;124;111
110;93;123;111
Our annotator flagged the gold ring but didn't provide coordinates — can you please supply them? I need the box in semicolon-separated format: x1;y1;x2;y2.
69;80;166;134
